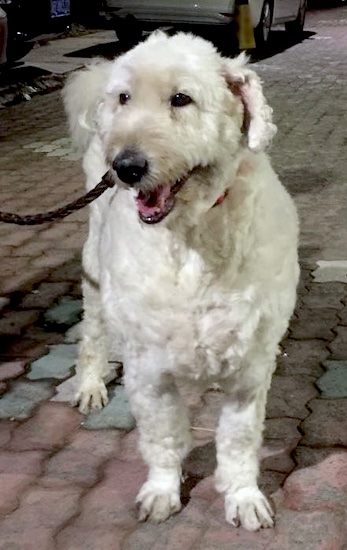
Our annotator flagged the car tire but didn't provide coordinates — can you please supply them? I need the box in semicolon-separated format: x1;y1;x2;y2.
285;0;307;37
114;14;142;48
254;0;273;51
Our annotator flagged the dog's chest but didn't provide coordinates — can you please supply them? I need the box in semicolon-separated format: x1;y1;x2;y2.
99;214;257;378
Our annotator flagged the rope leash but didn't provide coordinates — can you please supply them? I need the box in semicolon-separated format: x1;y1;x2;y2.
0;171;115;225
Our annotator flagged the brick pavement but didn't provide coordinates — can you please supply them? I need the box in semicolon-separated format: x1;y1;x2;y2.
1;6;347;549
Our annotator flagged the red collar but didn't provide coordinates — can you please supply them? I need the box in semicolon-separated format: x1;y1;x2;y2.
212;190;229;208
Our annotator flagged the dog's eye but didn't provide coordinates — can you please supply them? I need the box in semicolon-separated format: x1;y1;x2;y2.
119;93;131;105
170;93;192;108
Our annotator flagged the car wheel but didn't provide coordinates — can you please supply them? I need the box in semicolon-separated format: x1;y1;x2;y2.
285;0;307;37
114;14;142;48
254;0;273;50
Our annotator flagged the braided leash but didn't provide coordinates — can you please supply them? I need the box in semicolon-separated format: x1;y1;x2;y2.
0;171;115;225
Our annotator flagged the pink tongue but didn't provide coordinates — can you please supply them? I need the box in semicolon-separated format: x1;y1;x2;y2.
136;184;171;217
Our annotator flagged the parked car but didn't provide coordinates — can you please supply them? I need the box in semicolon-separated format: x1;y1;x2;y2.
103;0;307;50
0;0;71;64
0;6;8;65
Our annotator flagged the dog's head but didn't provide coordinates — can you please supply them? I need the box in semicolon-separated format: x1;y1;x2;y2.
64;31;276;225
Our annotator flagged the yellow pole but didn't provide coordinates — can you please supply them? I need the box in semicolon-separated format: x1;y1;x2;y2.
235;0;256;50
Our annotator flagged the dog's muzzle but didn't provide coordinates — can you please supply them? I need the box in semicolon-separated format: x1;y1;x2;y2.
112;148;200;225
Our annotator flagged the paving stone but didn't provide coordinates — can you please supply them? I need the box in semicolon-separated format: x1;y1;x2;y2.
0;297;10;310
118;429;142;462
56;526;127;550
266;375;317;419
260;441;296;474
184;442;216;479
282;453;347;511
19;281;71;309
293;446;347;470
267;509;346;550
316;360;347;398
0;527;54;550
0;310;40;336
312;260;347;283
2;336;52;362
51;372;80;403
300;282;347;310
73;458;146;528
82;386;136;431
0;360;27;382
0;486;83;545
27;343;77;380
276;338;329;379
0;420;16;448
264;417;301;447
197;525;274;550
41;429;121;488
64;321;82;343
289;308;339;340
0;450;46;516
41;448;108;488
43;296;83;328
300;398;347;447
0;379;54;420
48;260;83;283
259;470;287;497
337;308;347;326
328;326;347;360
67;429;121;456
125;521;208;550
9;402;82;451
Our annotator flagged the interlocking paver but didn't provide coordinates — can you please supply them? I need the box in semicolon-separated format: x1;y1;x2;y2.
56;526;127;550
0;420;16;448
9;402;82;451
27;343;77;380
300;398;347;447
0;486;83;545
82;386;136;431
328;326;347;360
317;360;347;398
0;450;47;516
43;296;83;328
0;360;27;381
0;379;54;420
266;374;316;419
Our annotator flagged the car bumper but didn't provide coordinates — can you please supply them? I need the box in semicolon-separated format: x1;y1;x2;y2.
105;6;234;26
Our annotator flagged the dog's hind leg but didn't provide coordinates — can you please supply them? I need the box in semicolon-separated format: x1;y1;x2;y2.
215;368;275;531
74;234;110;414
124;351;192;522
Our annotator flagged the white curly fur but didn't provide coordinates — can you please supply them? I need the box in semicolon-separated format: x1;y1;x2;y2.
63;31;299;531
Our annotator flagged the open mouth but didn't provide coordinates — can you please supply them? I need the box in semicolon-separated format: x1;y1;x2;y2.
135;169;196;224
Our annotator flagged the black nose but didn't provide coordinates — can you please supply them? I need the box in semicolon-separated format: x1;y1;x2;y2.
113;149;148;185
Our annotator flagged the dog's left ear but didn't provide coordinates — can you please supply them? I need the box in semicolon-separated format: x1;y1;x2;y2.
223;53;277;152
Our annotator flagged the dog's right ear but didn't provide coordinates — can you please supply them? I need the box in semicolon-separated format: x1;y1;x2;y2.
62;60;113;154
222;53;277;152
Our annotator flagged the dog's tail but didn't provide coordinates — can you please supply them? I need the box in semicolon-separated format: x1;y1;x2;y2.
62;60;112;154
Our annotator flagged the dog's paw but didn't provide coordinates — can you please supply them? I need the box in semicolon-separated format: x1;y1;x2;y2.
136;481;181;523
73;379;108;414
225;487;274;531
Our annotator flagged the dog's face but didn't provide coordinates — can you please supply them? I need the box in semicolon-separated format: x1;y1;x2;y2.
94;32;276;224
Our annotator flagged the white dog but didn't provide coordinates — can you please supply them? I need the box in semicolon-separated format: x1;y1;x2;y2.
63;31;299;532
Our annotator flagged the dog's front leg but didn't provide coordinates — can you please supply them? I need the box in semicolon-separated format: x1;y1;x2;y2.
215;381;274;532
124;352;191;523
74;234;110;414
